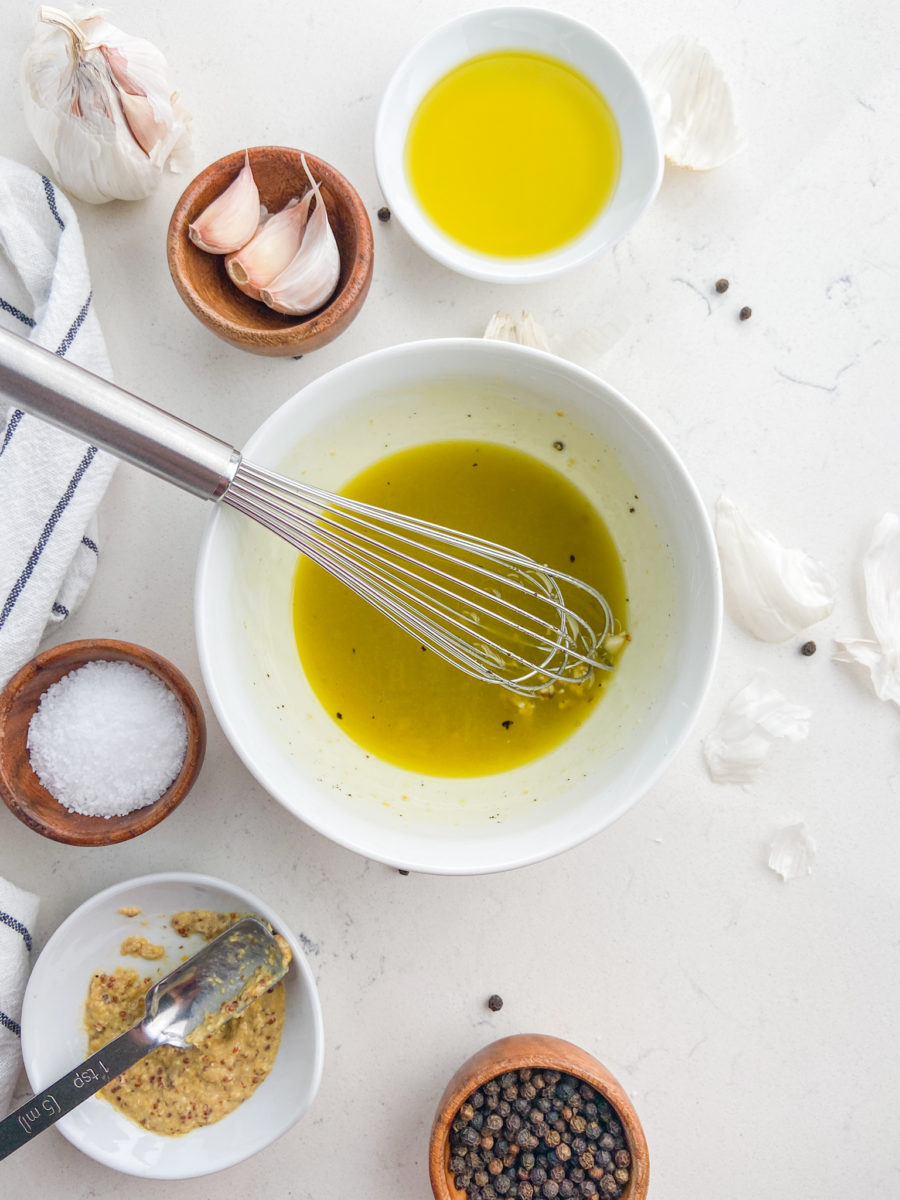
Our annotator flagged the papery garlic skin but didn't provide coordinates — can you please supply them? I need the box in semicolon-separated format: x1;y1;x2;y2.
768;823;816;881
715;496;836;642
703;673;811;786
225;193;313;301
21;6;191;204
483;311;553;352
260;157;340;315
189;152;260;255
834;513;900;706
642;36;744;170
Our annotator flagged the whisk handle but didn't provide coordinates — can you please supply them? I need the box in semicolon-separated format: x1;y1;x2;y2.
0;327;240;500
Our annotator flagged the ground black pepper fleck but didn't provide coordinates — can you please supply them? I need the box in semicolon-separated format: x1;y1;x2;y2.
377;205;391;222
715;277;729;293
739;305;752;320
801;640;816;656
447;1069;631;1199
552;440;565;451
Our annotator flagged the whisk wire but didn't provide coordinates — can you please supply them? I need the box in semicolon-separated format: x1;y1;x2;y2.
223;461;614;694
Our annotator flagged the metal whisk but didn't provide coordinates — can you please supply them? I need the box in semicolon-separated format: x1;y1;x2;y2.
0;330;613;695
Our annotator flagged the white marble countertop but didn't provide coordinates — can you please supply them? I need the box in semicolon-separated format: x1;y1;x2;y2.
2;1;899;1197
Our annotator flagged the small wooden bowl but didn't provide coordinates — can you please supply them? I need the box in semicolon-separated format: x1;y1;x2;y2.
430;1034;649;1200
0;639;206;846
167;146;374;356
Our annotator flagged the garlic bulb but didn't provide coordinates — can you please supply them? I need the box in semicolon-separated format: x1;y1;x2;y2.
225;193;313;300
642;36;744;170
260;156;340;316
21;6;190;204
189;152;260;254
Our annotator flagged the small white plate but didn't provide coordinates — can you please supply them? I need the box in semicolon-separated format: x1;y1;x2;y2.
374;6;663;282
20;872;324;1179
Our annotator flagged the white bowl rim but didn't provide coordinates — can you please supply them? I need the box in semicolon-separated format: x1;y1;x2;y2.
195;337;722;875
21;870;325;1179
374;5;663;283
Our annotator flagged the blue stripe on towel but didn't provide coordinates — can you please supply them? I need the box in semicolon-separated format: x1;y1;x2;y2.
0;445;98;632
0;909;33;952
0;409;24;457
0;297;35;328
52;601;69;618
56;293;92;358
42;176;65;231
0;1010;21;1038
81;535;99;554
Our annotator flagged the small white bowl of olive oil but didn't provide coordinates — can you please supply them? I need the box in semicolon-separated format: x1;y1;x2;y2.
374;7;662;282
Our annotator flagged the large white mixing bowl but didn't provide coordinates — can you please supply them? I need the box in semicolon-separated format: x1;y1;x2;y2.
195;339;720;874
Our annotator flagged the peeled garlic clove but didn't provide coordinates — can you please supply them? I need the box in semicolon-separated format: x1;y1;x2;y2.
642;36;745;170
188;152;260;254
260;156;340;316
225;193;314;301
21;6;191;204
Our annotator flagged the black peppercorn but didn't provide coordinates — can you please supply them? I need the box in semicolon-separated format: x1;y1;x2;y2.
614;1150;630;1168
519;1184;535;1200
715;277;729;293
801;640;816;656
739;305;752;320
377;206;391;222
542;1182;560;1199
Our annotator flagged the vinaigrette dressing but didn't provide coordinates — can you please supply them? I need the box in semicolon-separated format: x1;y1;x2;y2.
405;51;621;257
292;441;627;777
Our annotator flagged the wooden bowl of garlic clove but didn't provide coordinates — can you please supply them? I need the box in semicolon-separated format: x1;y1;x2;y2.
167;146;374;356
429;1034;650;1200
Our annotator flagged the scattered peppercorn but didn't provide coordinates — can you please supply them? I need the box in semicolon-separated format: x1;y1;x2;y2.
715;278;729;293
552;440;565;451
800;640;816;656
377;206;391;222
739;305;752;321
488;994;504;1011
447;1068;631;1200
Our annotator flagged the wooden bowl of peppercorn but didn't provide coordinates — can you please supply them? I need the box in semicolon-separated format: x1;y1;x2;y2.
429;1034;649;1200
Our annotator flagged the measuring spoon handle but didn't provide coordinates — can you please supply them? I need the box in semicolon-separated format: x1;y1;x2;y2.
0;1022;155;1160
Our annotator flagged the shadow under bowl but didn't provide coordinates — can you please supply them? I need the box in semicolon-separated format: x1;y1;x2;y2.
0;638;206;845
430;1033;649;1200
167;146;374;356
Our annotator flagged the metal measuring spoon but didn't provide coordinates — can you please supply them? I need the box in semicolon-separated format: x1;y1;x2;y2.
0;916;288;1160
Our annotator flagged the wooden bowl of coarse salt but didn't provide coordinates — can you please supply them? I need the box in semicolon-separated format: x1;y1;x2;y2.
0;639;205;845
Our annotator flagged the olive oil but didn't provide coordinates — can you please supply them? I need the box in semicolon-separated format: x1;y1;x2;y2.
405;51;621;257
292;441;627;777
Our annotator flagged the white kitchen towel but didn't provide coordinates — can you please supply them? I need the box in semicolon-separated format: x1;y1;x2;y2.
0;876;39;1118
0;156;118;688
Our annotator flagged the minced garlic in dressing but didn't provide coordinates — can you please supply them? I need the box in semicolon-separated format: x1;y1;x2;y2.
85;910;290;1136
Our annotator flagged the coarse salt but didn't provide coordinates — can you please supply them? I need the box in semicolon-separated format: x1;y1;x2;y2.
26;660;188;818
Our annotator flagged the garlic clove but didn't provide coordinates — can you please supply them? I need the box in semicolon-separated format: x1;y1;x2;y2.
225;193;314;301
100;44;169;157
189;152;260;254
642;36;745;170
260;156;340;316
